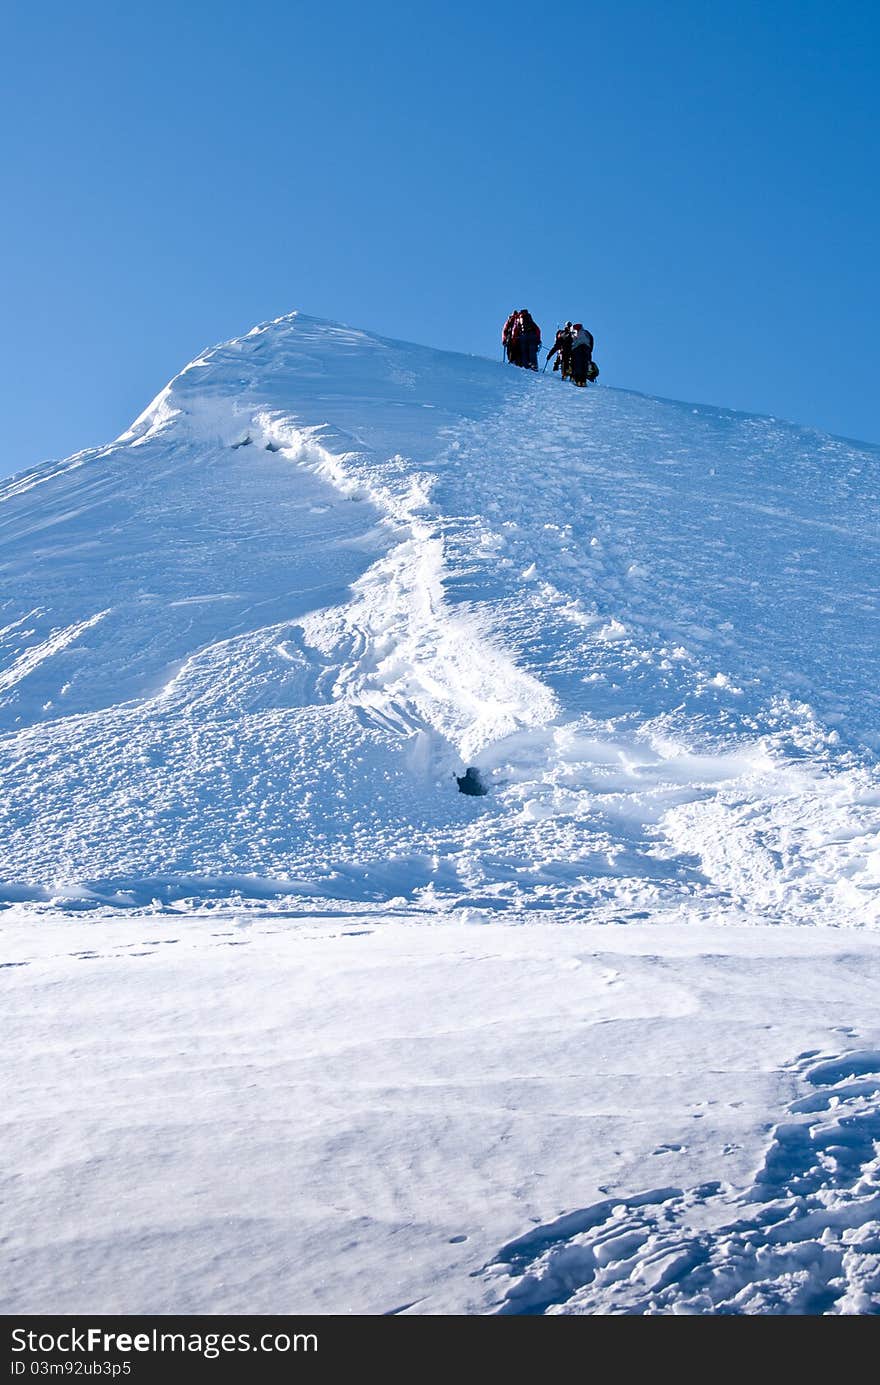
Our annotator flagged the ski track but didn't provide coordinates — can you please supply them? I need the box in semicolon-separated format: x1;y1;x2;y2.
478;1048;880;1315
0;312;878;927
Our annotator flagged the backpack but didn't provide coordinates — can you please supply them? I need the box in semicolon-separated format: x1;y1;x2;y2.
572;324;594;351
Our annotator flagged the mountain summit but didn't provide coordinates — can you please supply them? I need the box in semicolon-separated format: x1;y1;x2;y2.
1;312;878;924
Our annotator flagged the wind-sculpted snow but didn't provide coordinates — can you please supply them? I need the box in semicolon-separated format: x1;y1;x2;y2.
0;313;878;926
4;913;879;1314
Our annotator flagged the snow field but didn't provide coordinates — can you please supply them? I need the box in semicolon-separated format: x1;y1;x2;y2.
2;911;879;1314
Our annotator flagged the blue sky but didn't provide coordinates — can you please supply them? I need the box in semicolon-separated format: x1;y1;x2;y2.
3;0;878;473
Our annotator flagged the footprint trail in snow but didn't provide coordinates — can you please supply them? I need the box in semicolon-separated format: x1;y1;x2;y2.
481;1049;880;1315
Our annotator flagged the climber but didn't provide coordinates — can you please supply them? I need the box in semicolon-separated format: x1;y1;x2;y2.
569;324;595;387
516;309;542;370
502;310;520;365
546;322;574;380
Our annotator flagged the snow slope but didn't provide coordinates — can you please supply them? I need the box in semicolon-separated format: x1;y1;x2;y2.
2;312;880;1315
1;312;878;925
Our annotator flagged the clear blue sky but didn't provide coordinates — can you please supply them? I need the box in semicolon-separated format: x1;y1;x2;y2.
3;0;878;474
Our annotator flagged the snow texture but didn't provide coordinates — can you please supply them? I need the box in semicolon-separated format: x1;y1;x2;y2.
2;312;879;1314
483;1048;880;1315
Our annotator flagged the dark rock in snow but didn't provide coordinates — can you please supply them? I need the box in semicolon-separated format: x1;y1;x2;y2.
457;767;487;796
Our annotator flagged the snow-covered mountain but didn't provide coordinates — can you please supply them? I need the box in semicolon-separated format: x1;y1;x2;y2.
2;312;878;924
3;313;880;1315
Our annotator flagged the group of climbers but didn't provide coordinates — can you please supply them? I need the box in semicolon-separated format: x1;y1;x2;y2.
546;321;598;387
502;309;542;370
502;312;599;388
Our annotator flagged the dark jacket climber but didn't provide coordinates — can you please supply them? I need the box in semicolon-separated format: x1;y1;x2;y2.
516;310;542;370
547;323;574;378
569;324;595;386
